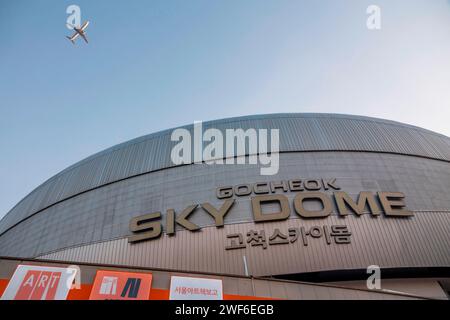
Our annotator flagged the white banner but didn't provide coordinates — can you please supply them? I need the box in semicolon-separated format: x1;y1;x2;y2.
1;265;78;300
169;276;223;300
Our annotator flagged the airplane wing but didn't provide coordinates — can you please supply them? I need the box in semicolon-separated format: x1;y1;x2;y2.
67;32;79;41
80;21;90;31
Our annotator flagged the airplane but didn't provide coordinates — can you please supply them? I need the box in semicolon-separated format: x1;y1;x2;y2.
66;21;90;44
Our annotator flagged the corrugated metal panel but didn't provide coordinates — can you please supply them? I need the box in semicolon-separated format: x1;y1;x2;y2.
1;113;450;235
38;211;450;277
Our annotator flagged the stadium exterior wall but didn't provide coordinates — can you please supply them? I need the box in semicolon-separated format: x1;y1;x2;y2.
0;113;449;299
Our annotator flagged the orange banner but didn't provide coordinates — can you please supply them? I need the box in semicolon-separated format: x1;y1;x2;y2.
89;270;153;300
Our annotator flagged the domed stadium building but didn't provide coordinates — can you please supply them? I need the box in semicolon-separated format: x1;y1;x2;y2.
0;113;449;300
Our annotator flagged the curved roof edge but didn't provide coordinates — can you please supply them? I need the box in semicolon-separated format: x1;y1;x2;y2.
56;113;450;176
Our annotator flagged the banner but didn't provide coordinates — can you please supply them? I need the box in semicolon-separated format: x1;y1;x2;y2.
89;270;152;300
169;276;223;300
1;265;78;300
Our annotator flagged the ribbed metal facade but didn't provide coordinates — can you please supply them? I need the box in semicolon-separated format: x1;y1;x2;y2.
37;211;450;277
1;114;449;235
0;113;449;279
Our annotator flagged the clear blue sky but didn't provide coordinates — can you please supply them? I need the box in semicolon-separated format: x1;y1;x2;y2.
1;0;450;219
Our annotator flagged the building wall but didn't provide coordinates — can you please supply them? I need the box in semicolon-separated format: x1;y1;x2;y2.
36;211;450;277
0;114;449;280
0;151;448;277
2;113;450;236
329;279;448;300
